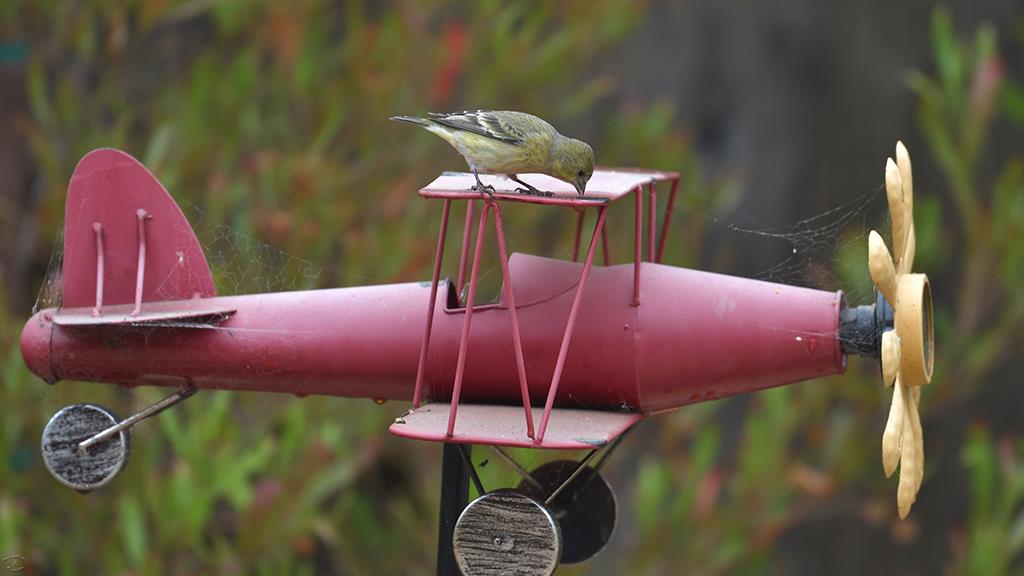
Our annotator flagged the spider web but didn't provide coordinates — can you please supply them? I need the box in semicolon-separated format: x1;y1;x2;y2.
725;185;886;305
29;202;328;438
659;183;888;307
182;203;322;297
32;203;322;315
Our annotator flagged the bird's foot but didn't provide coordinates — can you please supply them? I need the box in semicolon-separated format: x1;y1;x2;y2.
471;183;496;198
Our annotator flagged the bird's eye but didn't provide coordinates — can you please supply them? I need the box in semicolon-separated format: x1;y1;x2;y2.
577;170;585;177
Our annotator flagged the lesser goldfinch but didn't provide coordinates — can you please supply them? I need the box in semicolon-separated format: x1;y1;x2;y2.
391;110;595;197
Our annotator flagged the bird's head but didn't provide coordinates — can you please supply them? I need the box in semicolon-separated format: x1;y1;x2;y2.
553;137;594;196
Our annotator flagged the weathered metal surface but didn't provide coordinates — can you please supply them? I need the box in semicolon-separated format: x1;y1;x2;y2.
23;255;844;415
61;148;215;309
453;491;560;576
40;404;129;492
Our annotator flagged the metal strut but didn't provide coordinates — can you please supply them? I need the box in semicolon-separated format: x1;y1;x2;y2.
77;380;197;454
446;199;534;439
130;209;151;317
92;222;105;317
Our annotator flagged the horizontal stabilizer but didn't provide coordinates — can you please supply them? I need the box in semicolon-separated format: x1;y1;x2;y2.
389;403;643;450
54;300;234;327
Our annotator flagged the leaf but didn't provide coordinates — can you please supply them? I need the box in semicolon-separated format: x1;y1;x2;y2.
120;497;147;567
691;425;721;474
1004;78;1024;127
992;159;1024;291
143;122;175;172
931;6;965;114
962;427;996;522
635;459;671;531
913;194;945;272
973;23;998;68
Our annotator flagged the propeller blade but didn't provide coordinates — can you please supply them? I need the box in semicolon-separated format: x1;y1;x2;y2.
899;222;916;276
910;386;925;494
885;157;907;269
882;375;905;478
896;141;914;218
896;382;921;519
881;331;901;387
873;142;929;519
868;231;897;304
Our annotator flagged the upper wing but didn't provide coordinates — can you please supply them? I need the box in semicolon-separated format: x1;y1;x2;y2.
428;110;544;144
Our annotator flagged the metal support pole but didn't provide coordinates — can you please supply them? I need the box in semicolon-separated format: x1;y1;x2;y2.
437;442;470;576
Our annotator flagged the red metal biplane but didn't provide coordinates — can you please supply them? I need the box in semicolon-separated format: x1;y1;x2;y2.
22;145;933;574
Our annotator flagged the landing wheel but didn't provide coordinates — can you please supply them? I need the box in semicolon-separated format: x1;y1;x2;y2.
519;460;617;565
453;490;561;576
40;403;130;492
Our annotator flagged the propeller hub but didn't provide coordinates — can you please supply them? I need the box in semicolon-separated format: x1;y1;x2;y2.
895;273;934;386
838;290;894;358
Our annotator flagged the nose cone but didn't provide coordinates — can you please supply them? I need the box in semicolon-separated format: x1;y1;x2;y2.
21;310;57;384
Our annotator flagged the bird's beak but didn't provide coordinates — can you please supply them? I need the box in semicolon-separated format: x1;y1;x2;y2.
574;179;586;197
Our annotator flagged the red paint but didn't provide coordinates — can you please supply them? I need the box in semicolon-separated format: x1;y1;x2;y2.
21;149;846;448
536;207;608;442
446;201;491;435
23;254;843;413
491;202;535;438
391;404;642;450
413;198;451;407
656;178;679;263
62;149;215;309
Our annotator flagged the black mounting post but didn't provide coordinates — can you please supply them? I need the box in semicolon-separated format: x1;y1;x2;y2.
437;442;470;576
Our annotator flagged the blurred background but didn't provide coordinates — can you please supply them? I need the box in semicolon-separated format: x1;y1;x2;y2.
2;1;1023;574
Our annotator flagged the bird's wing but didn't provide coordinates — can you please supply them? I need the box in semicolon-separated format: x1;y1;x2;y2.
427;110;534;144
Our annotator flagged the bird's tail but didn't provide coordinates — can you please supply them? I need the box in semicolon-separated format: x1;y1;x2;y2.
389;115;431;126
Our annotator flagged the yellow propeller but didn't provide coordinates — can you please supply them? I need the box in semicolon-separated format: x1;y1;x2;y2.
867;142;934;519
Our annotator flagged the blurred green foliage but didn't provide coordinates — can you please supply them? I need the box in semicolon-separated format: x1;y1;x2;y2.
1;1;1023;575
952;428;1024;576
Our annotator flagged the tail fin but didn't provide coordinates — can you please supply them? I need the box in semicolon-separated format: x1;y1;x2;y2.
389;115;431;126
60;148;216;309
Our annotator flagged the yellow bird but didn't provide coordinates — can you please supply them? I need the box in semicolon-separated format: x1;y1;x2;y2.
391;110;595;197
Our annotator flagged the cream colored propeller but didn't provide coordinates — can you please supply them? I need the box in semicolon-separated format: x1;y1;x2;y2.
868;141;934;519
